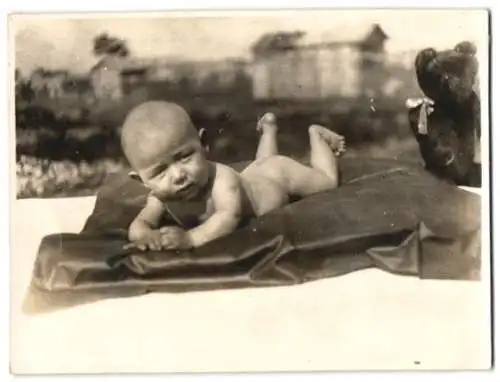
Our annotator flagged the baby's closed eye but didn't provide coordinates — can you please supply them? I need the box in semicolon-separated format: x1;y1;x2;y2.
174;150;194;162
151;164;168;179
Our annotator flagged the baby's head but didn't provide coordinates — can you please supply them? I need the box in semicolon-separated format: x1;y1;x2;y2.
121;101;212;201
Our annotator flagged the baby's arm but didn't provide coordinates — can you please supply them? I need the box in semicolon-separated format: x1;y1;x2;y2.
187;166;242;247
128;195;165;244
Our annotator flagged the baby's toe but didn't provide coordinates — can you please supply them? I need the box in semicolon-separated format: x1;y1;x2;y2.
263;112;276;123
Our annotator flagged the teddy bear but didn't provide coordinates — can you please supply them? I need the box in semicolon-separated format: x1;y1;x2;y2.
406;41;481;187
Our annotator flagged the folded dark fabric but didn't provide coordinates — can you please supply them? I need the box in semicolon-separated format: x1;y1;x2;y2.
23;158;481;315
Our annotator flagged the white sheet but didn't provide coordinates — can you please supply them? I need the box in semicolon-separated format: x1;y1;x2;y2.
10;189;490;374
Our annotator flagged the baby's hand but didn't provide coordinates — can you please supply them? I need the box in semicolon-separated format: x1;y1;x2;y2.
123;230;165;251
159;226;193;250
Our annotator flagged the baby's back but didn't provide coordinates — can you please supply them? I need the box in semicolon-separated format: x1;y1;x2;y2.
205;162;290;224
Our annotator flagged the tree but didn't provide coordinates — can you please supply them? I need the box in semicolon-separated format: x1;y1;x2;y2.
177;76;192;94
202;72;220;93
251;30;305;57
92;33;130;57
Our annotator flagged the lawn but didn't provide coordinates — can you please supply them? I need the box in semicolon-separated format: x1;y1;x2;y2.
15;102;422;199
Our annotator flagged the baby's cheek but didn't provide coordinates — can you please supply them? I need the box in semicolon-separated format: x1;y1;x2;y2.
189;158;208;177
152;178;173;195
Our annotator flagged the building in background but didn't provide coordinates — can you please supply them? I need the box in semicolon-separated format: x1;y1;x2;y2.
250;24;391;102
61;75;94;104
383;50;421;99
89;55;249;101
19;23;422;121
89;56;125;100
29;69;69;99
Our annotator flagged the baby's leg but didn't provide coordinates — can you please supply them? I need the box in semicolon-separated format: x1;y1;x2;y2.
256;125;346;197
308;124;345;186
255;113;279;160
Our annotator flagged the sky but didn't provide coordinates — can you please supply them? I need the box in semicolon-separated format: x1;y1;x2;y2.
11;9;489;76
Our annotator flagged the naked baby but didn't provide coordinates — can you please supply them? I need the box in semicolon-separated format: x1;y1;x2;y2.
121;101;346;251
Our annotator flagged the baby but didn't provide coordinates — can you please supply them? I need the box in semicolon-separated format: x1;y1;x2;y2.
121;101;345;251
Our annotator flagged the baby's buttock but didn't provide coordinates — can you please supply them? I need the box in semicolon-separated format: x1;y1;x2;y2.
240;168;289;217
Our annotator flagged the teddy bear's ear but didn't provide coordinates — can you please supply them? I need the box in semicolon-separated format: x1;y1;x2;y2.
454;41;477;55
415;48;437;70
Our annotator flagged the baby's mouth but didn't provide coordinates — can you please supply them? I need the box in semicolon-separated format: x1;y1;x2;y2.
177;183;196;196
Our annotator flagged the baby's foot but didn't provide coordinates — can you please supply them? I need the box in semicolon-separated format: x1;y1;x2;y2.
257;112;278;134
311;124;346;156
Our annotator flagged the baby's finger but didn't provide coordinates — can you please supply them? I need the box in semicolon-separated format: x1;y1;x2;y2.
156;236;164;248
130;241;146;251
148;242;159;251
164;234;182;248
123;242;143;251
164;241;179;250
160;226;177;234
153;238;164;251
161;235;174;248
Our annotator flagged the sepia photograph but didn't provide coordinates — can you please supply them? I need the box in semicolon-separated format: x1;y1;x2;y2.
9;8;491;374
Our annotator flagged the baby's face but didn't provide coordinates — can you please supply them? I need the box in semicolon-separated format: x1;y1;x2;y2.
134;135;212;201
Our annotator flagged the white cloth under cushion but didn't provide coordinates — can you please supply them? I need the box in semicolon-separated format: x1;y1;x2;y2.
10;189;489;373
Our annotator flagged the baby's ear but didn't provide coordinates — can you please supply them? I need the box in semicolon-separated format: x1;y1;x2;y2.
198;127;206;141
198;128;210;152
128;171;142;182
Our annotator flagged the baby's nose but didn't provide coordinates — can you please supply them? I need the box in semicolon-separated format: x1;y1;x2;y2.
170;165;187;184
